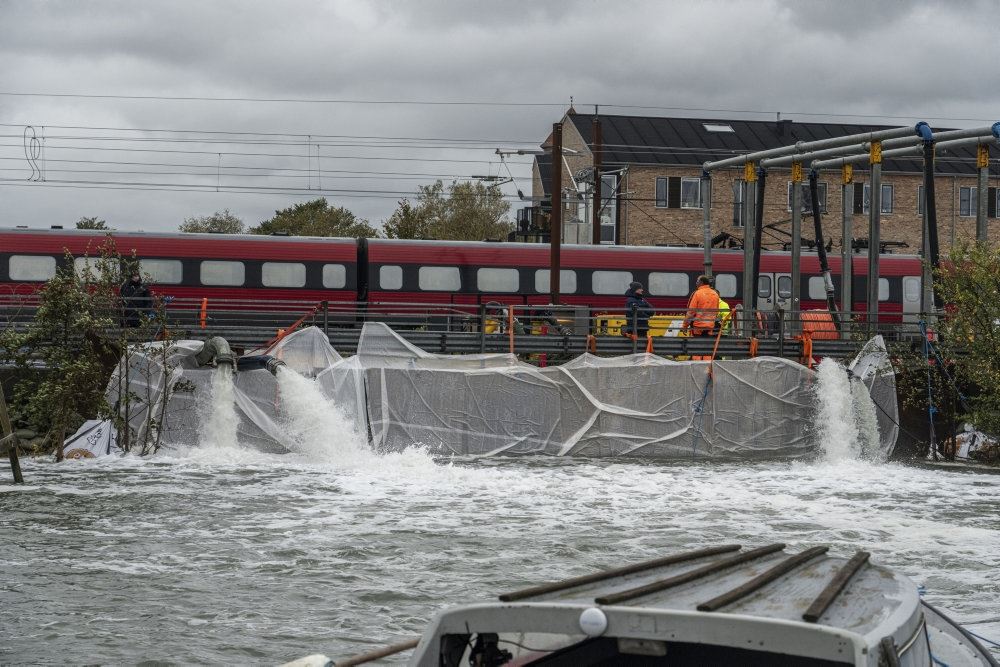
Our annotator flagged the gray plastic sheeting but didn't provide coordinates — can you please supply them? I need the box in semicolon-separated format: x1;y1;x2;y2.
101;324;897;460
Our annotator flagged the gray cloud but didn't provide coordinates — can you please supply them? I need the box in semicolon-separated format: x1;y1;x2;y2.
0;0;997;231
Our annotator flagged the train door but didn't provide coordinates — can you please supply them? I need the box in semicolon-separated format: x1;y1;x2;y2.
756;272;792;313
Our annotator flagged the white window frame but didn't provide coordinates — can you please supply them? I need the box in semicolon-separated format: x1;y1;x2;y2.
879;278;890;302
917;185;925;215
787;181;828;213
880;183;894;214
654;177;668;208
732;179;746;228
418;266;461;292
379;265;403;290
200;260;245;286
680;177;702;209
715;274;737;298
261;262;306;288
9;255;57;282
959;186;977;217
648;272;688;297
139;258;183;285
322;264;347;289
592;270;633;295
535;269;577;294
477;267;519;293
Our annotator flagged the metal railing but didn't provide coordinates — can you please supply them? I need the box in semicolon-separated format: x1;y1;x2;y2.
0;294;931;361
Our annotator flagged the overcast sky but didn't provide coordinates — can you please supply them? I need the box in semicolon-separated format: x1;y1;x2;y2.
1;0;997;233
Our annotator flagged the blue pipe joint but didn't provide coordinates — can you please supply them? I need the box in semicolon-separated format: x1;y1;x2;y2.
914;122;933;143
236;354;285;375
991;122;1000;140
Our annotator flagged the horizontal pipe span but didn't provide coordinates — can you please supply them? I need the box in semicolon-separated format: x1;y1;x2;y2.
703;125;921;172
812;134;1000;170
498;545;742;602
696;546;829;612
593;543;785;605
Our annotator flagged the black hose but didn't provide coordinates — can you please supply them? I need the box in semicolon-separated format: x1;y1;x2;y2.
751;168;767;313
809;171;841;330
922;141;941;308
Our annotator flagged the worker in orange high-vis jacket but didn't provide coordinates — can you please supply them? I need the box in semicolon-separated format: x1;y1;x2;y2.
683;275;720;360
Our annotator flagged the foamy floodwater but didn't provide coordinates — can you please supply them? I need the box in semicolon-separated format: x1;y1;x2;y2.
2;450;998;664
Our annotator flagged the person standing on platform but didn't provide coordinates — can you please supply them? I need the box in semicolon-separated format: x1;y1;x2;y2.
120;271;152;328
623;281;653;339
683;275;720;359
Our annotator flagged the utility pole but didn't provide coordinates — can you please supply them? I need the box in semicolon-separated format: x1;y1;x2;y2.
592;115;603;246
550;122;563;305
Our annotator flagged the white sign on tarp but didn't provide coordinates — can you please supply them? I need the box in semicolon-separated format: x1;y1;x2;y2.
63;419;119;458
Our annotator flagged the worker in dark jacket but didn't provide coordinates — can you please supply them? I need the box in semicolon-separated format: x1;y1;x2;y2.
120;272;152;327
623;281;654;338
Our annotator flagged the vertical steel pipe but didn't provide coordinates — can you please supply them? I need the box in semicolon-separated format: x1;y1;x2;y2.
592;116;603;246
977;143;989;242
702;172;713;277
550;122;562;305
867;142;883;330
790;162;803;335
840;166;854;339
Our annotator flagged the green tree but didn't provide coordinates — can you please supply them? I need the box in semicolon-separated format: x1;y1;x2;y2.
76;216;109;230
0;241;171;458
250;198;378;237
383;180;512;241
933;243;1000;434
180;209;245;234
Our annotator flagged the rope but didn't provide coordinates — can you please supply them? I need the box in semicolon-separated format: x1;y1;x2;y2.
964;629;1000;649
919;321;972;413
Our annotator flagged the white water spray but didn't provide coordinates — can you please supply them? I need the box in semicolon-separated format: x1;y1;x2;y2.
814;358;880;461
200;366;240;449
275;367;370;463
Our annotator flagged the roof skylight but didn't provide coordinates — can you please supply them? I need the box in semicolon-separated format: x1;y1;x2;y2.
703;123;735;133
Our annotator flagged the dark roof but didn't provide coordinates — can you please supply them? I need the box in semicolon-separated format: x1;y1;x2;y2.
563;112;991;177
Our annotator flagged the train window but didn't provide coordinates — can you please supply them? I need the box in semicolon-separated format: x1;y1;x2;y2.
879;278;889;302
9;255;56;281
903;276;921;303
477;268;519;293
757;275;771;299
323;264;346;289
140;259;183;285
777;276;792;299
535;269;577;294
74;257;104;280
262;262;306;288
648;272;688;296
808;276;826;300
419;266;461;291
592;270;632;295
200;260;245;286
379;265;403;290
715;273;737;298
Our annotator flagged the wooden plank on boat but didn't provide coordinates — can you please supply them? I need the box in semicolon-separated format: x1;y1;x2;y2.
802;550;870;623
593;543;785;605
498;545;741;602
696;546;829;612
337;638;419;666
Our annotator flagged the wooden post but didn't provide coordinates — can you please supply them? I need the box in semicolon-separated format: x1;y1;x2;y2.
0;383;23;483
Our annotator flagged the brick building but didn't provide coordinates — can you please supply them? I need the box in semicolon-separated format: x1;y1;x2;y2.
529;110;1000;251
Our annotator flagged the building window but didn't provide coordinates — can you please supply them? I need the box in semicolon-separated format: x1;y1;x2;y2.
418;266;461;291
535;269;577;294
732;179;746;228
680;177;702;209
655;177;668;208
648;272;688;296
140;258;183;284
379;265;402;290
917;185;925;215
862;183;894;214
322;264;346;289
960;186;977;217
200;260;245;286
477;268;519;293
715;273;737;298
592;270;632;295
703;123;735;133
262;262;306;288
9;255;56;281
787;182;828;213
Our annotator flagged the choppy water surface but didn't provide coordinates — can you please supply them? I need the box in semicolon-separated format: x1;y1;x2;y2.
3;450;999;664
